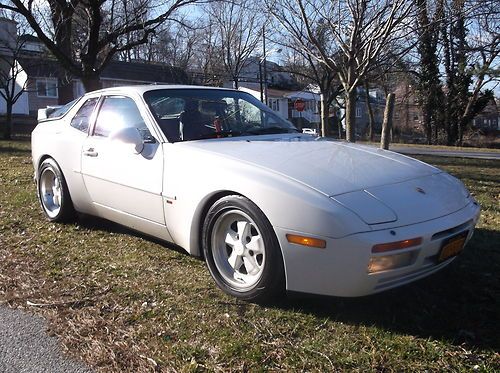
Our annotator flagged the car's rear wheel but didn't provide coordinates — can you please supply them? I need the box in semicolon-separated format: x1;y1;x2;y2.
202;195;285;302
37;158;75;222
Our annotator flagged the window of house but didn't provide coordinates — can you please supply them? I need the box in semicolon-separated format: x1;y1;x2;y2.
70;97;99;133
355;107;362;118
413;114;419;121
269;98;280;112
36;78;58;98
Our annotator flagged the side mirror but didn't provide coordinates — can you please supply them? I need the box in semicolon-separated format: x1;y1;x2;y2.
109;127;144;154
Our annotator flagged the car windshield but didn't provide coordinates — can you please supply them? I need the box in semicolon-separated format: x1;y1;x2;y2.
143;89;299;142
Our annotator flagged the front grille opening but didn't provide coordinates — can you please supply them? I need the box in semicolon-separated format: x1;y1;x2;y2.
431;220;472;241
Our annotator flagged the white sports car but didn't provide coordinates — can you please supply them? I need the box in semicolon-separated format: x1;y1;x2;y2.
32;85;480;302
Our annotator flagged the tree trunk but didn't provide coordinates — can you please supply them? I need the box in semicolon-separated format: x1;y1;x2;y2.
320;93;329;137
81;75;102;93
423;98;432;145
380;93;395;150
337;116;342;139
58;77;74;104
345;89;356;142
3;102;13;140
364;81;375;141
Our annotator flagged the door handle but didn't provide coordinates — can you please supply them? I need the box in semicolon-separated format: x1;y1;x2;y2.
83;148;98;157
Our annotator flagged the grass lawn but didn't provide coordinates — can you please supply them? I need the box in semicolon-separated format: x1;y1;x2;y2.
0;139;499;372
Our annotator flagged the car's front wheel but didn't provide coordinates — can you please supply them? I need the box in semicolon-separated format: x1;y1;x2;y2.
37;158;75;222
202;195;285;302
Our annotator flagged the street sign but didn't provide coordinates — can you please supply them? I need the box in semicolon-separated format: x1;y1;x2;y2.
294;99;306;112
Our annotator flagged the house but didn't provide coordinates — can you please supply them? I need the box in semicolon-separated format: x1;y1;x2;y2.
237;57;297;89
0;18;189;121
353;86;386;135
472;97;499;132
236;82;321;129
392;81;424;136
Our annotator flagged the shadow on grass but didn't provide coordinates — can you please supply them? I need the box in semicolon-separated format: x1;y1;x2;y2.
71;214;499;350
275;227;500;351
75;213;193;258
0;145;31;155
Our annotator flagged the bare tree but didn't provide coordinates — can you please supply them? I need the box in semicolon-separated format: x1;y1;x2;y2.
207;0;264;88
283;48;341;137
267;0;414;142
440;0;499;145
0;21;28;139
0;0;201;96
414;0;443;144
119;15;202;72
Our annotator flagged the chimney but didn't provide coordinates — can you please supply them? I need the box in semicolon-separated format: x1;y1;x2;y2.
0;17;18;54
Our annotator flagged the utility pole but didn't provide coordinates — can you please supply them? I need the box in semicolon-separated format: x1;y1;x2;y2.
262;25;268;106
259;61;264;103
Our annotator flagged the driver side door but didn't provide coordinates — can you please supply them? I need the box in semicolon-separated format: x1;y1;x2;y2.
80;95;166;233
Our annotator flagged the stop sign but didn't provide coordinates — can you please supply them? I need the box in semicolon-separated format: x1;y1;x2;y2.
294;99;306;112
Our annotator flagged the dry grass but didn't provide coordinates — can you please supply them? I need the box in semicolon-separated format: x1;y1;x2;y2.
0;139;499;372
358;141;500;153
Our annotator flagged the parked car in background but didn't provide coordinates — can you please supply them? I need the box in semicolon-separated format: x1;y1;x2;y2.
32;85;480;302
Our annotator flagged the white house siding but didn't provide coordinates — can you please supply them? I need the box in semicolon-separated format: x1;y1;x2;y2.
0;61;29;115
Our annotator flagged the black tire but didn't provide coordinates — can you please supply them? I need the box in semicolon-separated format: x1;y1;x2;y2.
202;195;285;302
37;158;75;222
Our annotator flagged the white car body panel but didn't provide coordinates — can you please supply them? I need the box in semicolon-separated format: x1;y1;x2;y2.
31;85;480;298
80;138;165;225
182;137;439;196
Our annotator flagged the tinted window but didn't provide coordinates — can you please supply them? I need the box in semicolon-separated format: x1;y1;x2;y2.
70;97;98;133
93;96;151;139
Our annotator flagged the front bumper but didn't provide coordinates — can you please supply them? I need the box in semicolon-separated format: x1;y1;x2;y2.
276;201;480;297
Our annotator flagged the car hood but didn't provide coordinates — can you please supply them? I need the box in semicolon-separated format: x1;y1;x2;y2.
184;135;440;196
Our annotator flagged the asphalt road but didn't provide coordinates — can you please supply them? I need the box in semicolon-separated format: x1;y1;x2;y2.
388;145;500;160
0;306;93;373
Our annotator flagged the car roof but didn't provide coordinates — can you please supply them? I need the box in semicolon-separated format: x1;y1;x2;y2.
86;84;237;96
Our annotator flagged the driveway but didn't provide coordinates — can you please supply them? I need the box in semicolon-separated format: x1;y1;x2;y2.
0;306;92;373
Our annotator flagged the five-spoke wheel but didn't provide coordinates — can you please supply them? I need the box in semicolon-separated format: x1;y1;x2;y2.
203;195;284;302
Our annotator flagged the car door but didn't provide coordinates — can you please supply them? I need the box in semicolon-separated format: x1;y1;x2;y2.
80;94;166;228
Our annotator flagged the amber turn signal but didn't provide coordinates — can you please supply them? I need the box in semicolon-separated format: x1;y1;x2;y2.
372;237;422;253
286;234;326;248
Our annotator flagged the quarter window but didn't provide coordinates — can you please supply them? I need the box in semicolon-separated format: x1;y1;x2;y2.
70;97;98;133
36;78;58;98
93;96;151;139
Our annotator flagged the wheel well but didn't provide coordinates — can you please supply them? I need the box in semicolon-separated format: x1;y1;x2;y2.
34;155;52;181
194;190;243;259
37;154;52;171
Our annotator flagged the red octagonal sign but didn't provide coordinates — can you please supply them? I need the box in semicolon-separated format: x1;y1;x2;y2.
294;99;306;112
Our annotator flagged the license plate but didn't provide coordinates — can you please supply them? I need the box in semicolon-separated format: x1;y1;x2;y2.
438;231;468;262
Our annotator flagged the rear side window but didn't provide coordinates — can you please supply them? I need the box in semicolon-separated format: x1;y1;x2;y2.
93;96;150;139
70;97;98;133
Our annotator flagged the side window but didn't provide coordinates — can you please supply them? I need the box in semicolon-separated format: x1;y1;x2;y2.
93;96;151;138
70;97;98;132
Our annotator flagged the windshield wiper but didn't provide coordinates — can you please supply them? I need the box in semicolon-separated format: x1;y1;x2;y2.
242;127;300;135
189;130;241;140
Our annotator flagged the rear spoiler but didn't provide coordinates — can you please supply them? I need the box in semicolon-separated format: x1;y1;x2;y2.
37;106;62;122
